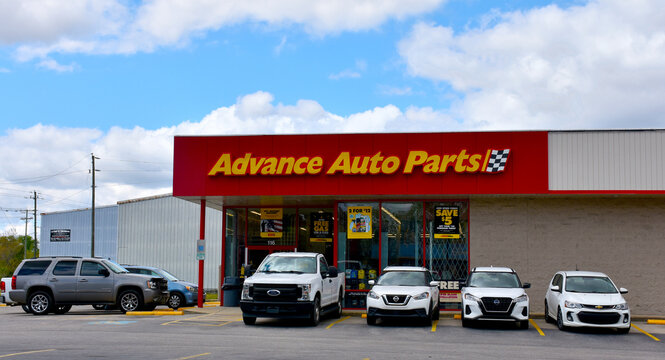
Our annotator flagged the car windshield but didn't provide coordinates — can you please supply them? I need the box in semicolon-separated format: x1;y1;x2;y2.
468;272;521;288
376;271;429;286
258;256;316;274
102;259;129;274
156;269;180;282
565;276;618;294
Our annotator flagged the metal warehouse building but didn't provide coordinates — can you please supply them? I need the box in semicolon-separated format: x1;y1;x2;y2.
40;195;223;290
173;130;665;315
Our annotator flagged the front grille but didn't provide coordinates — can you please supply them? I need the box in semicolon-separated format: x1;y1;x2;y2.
252;284;301;302
582;304;614;310
481;297;513;312
383;295;409;305
578;311;621;325
153;278;169;291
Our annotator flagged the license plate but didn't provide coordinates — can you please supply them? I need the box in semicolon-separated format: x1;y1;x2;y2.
266;307;279;314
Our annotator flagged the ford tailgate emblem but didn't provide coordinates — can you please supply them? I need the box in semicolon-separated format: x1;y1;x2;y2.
267;289;281;296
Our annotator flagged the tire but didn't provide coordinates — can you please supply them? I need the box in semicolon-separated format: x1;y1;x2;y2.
617;326;630;334
242;314;256;325
461;313;471;328
168;292;184;309
366;315;377;325
22;305;32;314
29;291;53;315
92;304;106;310
518;320;529;330
309;296;321;326
544;301;553;323
118;289;142;313
433;302;440;320
332;290;343;319
557;307;567;331
54;305;72;314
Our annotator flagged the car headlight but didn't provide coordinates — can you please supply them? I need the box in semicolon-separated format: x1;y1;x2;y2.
367;290;380;300
241;283;253;300
514;295;528;303
613;303;629;310
147;280;158;289
564;300;583;309
464;293;480;302
185;286;195;292
298;284;311;301
413;292;430;300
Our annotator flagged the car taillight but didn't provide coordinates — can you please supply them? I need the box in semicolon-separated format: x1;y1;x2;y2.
12;276;17;289
0;281;5;291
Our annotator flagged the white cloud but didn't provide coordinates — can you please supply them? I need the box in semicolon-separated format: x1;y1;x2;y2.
398;0;665;130
4;0;445;61
329;69;361;80
379;85;413;96
0;68;9;73
37;59;76;72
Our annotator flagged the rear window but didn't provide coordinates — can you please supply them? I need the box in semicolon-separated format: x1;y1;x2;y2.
17;260;52;276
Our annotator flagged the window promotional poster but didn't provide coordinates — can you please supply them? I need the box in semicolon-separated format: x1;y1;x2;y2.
310;213;333;242
434;206;460;239
348;206;372;239
260;208;283;238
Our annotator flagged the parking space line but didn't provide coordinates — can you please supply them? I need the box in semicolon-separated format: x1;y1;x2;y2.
529;319;545;336
175;352;210;360
326;316;351;329
0;349;56;358
431;320;438;332
632;324;660;342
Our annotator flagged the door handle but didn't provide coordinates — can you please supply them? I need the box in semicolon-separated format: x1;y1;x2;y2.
79;279;88;282
49;278;58;282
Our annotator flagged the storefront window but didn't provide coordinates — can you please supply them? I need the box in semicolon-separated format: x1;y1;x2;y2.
381;202;423;267
247;208;297;247
425;201;469;310
338;202;379;308
297;208;334;265
224;208;246;278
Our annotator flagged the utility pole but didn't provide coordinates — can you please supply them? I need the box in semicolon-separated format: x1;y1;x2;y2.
91;153;100;257
21;210;32;259
30;191;39;258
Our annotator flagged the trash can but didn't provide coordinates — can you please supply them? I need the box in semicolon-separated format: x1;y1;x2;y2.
221;277;243;307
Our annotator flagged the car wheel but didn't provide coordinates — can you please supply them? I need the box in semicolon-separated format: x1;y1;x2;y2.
544;300;553;323
22;305;32;314
366;315;377;325
518;320;529;330
54;305;72;314
242;314;256;325
433;302;440;320
29;291;53;315
168;292;184;309
461;312;471;328
118;289;142;313
309;296;321;326
333;289;343;319
557;307;567;331
92;304;106;310
617;326;630;334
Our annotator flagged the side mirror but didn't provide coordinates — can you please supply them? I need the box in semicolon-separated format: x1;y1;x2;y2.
429;281;439;287
459;280;467;288
99;268;110;277
550;285;560;292
328;267;338;278
522;282;531;289
368;280;375;286
619;288;628;294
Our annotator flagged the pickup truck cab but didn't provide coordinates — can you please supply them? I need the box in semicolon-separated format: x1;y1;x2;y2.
240;252;344;326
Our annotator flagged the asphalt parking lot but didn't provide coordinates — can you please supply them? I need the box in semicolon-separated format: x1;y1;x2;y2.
1;304;663;360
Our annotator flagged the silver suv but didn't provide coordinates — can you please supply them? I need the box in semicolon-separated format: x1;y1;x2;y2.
9;257;169;315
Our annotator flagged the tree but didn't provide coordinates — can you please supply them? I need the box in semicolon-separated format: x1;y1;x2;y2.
0;235;38;277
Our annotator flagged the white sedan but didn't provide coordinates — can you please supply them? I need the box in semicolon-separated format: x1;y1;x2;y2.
366;266;440;325
544;271;630;334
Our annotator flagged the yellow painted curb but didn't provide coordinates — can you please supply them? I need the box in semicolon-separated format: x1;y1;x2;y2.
126;310;184;316
0;304;7;307
453;314;461;319
361;313;367;318
647;319;665;325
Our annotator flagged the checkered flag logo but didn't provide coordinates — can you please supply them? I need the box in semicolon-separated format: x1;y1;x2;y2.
485;149;510;173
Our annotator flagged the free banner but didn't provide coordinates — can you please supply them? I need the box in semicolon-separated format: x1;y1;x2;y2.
260;208;283;238
434;206;460;239
310;213;333;242
348;206;372;239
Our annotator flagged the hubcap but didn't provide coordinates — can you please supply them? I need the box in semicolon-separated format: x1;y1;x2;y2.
122;293;139;311
169;295;181;308
31;294;48;312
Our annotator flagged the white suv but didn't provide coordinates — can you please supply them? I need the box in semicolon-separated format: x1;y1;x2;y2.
461;267;530;329
366;266;440;326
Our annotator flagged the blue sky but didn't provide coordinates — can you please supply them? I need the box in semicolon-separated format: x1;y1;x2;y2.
1;0;664;233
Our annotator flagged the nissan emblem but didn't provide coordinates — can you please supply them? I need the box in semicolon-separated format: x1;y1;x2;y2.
393;296;400;302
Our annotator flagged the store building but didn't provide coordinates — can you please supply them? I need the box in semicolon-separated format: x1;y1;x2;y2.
173;130;665;314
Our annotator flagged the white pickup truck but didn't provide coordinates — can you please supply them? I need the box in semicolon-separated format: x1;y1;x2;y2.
240;252;344;326
1;277;30;313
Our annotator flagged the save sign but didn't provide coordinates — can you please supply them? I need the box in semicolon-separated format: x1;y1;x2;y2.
434;206;460;239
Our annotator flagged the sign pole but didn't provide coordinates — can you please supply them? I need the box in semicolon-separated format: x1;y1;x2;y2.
198;199;206;308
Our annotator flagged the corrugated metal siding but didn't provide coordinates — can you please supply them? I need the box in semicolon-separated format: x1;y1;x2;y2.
40;206;118;261
549;131;665;190
117;196;223;290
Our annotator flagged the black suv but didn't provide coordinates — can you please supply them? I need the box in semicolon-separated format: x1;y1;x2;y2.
9;257;169;315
